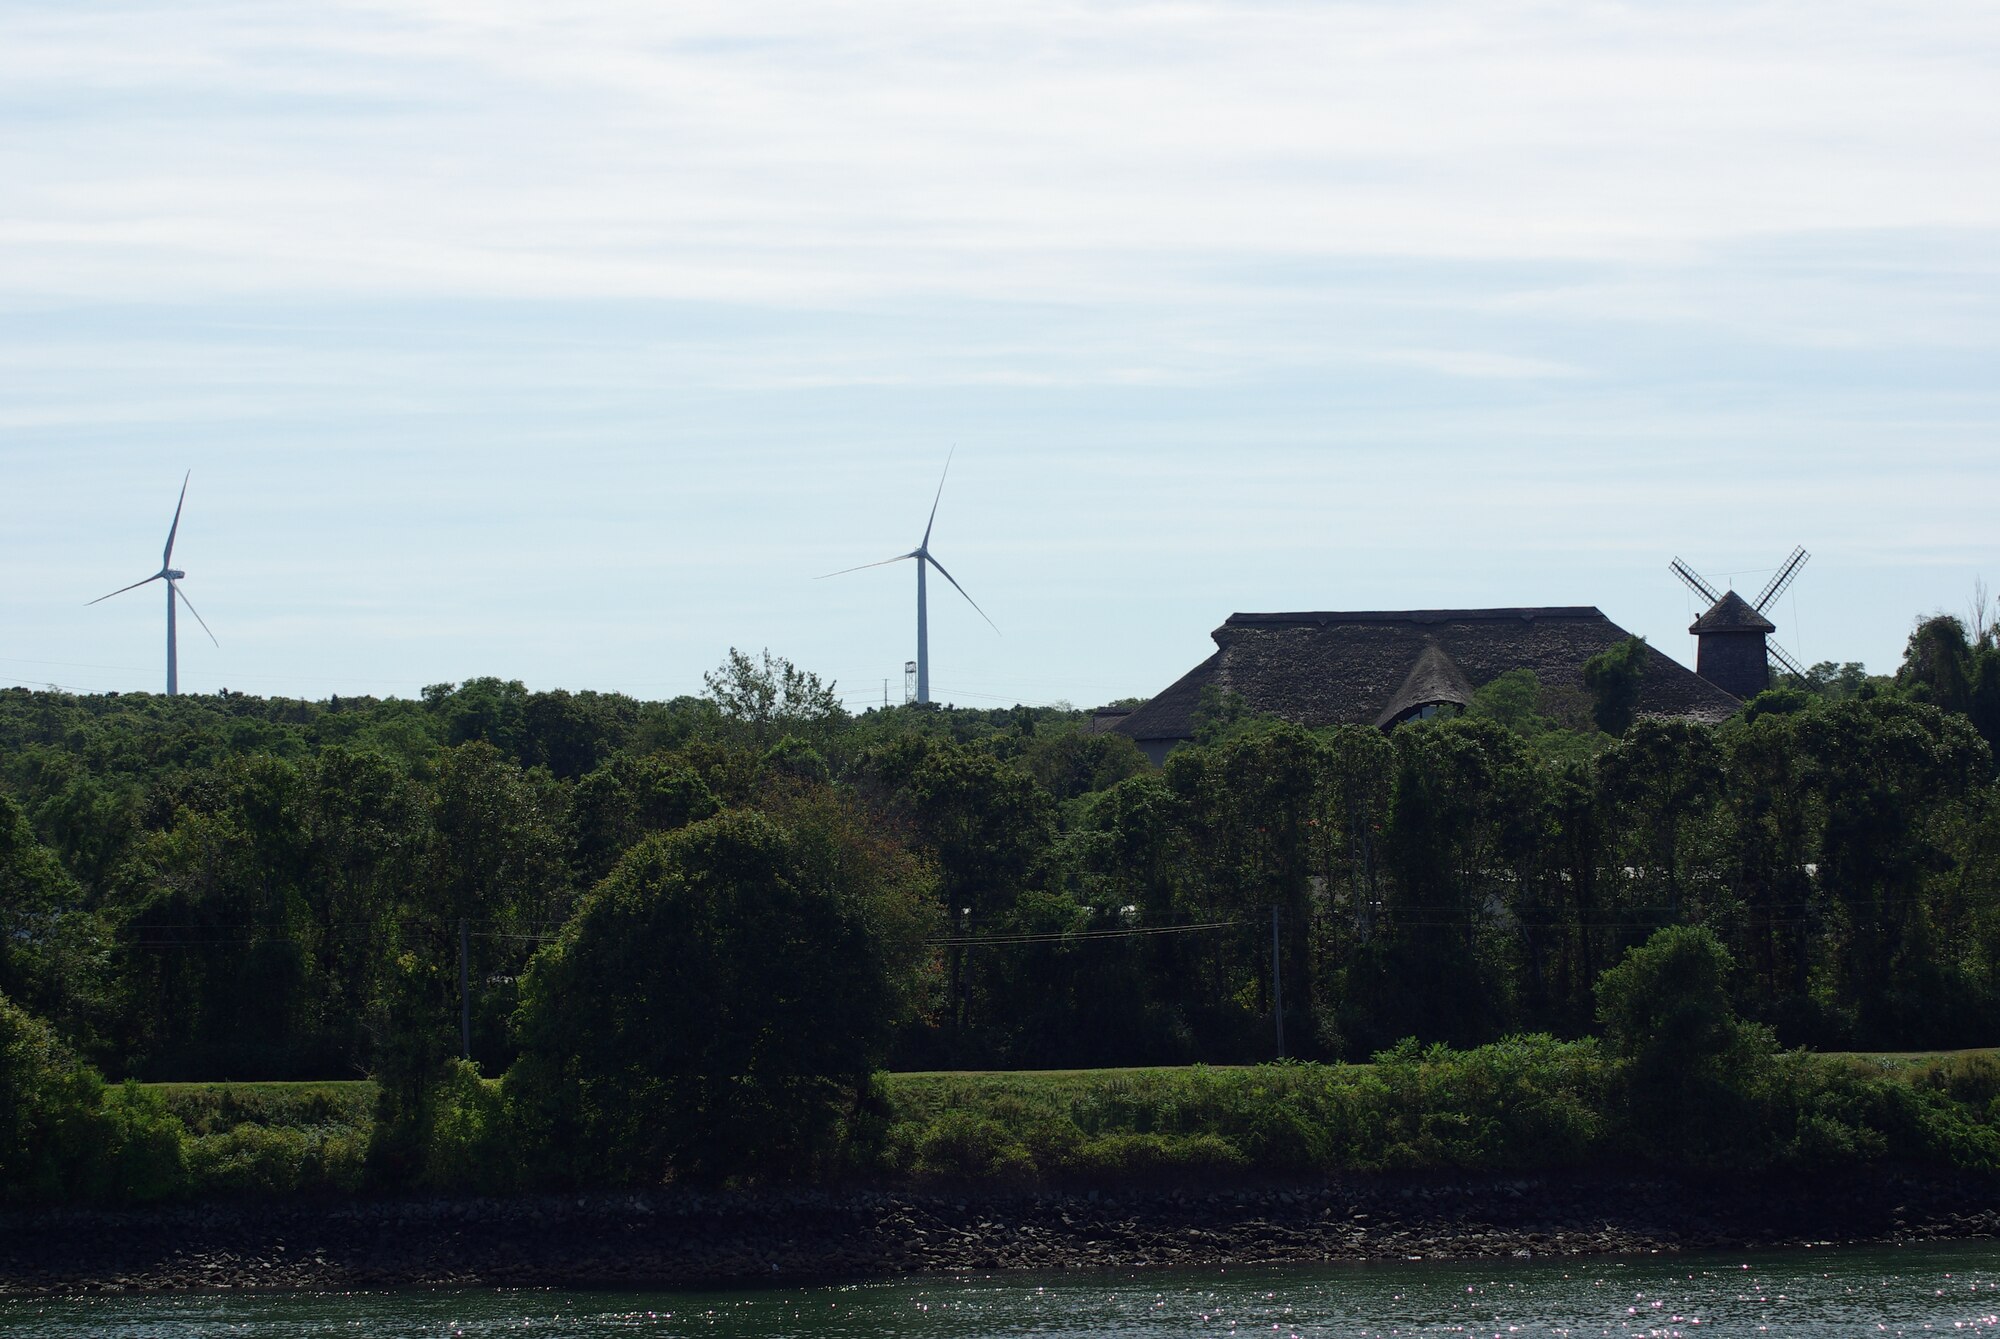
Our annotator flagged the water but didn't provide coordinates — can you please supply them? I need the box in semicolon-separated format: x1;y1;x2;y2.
5;1243;1998;1337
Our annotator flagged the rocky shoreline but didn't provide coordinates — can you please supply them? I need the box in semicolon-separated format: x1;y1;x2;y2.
4;1169;1997;1295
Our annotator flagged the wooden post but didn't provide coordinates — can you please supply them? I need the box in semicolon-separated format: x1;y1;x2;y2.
458;916;471;1061
1271;905;1286;1059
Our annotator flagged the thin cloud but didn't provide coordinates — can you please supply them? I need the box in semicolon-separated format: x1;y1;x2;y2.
5;1;1999;306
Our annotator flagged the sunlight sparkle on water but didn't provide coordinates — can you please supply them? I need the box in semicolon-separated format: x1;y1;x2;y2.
4;1242;1999;1337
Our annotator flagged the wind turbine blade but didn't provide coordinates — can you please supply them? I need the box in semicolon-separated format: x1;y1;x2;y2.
162;471;190;568
174;584;218;647
87;573;164;605
817;552;917;579
923;552;998;633
921;447;954;549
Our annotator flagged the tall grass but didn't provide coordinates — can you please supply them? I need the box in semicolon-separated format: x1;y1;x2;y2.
876;1038;1616;1183
92;1047;2000;1201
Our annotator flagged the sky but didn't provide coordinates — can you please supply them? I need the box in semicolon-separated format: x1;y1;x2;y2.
4;1;1998;712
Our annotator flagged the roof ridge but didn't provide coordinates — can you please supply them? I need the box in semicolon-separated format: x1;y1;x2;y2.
1225;607;1604;628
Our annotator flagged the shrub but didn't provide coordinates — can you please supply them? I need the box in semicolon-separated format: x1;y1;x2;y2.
186;1124;310;1196
1070;1132;1248;1180
184;1120;369;1198
1370;1035;1608;1169
0;990;110;1203
1;991;193;1204
156;1082;374;1138
420;1060;517;1193
1594;926;1778;1163
1232;1100;1333;1173
97;1082;189;1202
912;1111;1037;1182
1912;1053;2000;1112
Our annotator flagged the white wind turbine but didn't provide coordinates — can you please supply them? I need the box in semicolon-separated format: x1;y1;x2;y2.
820;452;996;705
87;472;216;696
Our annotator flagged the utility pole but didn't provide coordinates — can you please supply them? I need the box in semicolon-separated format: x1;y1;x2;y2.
458;916;471;1061
1270;905;1286;1059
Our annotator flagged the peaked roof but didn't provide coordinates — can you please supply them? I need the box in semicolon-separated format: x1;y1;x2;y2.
1690;589;1776;635
1114;606;1743;744
1374;640;1476;727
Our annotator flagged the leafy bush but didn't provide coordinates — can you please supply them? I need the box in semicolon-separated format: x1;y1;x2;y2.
0;990;111;1203
155;1081;375;1137
1;991;189;1204
1910;1052;2000;1114
1069;1132;1248;1180
185;1124;311;1196
911;1111;1037;1181
183;1120;368;1198
1371;1035;1608;1169
1595;926;1779;1163
98;1081;190;1201
419;1060;517;1193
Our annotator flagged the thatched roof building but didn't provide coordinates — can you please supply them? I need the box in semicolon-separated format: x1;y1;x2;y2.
1112;607;1741;764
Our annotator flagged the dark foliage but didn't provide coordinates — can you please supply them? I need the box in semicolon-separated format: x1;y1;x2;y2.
506;805;929;1185
0;611;1993;1179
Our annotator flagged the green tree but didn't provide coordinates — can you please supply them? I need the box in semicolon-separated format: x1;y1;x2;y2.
1468;669;1600;765
1581;636;1647;737
702;648;846;748
1355;717;1536;1050
0;795;109;1049
1802;697;1990;1043
1018;727;1149;802
1596;718;1726;925
1594;925;1776;1162
568;752;721;887
426;678;532;759
0;991;184;1204
408;742;567;1069
1721;706;1825;1037
1899;616;1974;714
111;767;314;1079
507;805;930;1185
1802;661;1874;701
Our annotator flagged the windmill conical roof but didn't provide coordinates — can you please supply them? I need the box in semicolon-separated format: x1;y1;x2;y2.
1690;590;1776;635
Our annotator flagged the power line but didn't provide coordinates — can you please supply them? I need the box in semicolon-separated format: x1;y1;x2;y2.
930;919;1245;947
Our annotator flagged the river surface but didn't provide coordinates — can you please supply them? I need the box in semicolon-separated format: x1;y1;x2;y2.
5;1242;1998;1337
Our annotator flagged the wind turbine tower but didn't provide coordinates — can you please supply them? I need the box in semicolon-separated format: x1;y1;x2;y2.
822;453;996;705
88;472;217;696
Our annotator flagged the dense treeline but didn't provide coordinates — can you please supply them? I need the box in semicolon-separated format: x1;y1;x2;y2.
3;614;2000;1199
2;617;1998;1097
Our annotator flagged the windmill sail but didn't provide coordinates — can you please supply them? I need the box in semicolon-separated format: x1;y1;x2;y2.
1755;546;1809;612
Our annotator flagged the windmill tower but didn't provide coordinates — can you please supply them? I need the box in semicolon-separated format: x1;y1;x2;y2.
1669;546;1809;700
88;472;217;695
820;452;996;705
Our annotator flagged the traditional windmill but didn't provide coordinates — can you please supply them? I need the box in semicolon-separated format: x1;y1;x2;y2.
1669;546;1809;699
